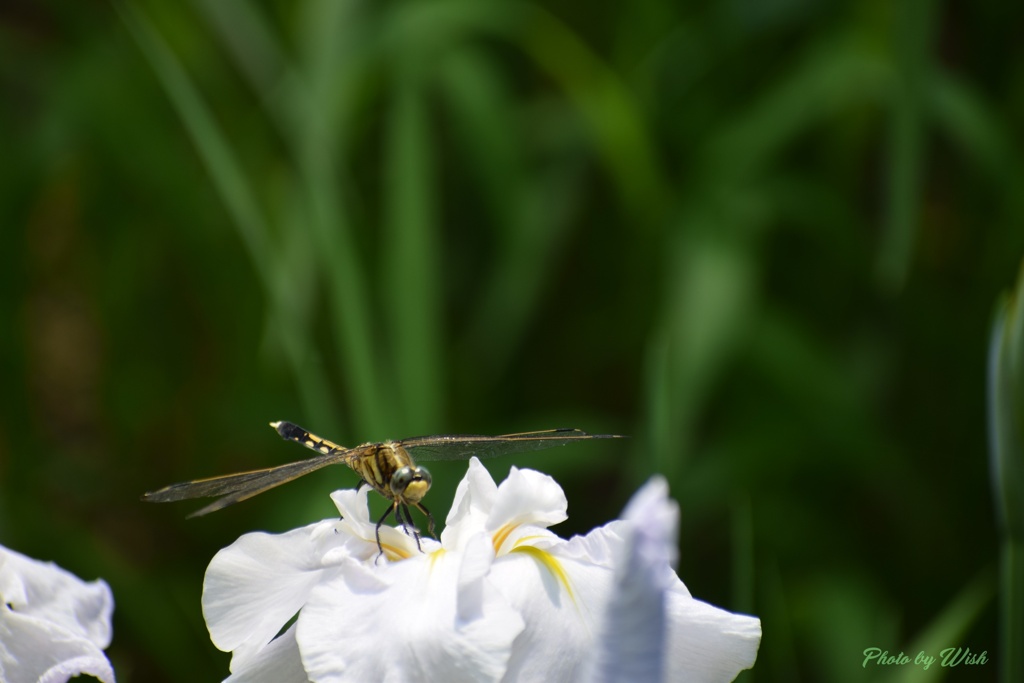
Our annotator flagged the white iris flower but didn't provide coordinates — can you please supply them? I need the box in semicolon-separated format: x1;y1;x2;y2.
204;459;761;683
0;544;116;683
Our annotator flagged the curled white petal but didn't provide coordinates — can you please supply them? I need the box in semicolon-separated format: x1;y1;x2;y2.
38;655;116;683
443;459;569;555
486;466;568;537
0;544;115;683
441;458;500;550
0;545;113;648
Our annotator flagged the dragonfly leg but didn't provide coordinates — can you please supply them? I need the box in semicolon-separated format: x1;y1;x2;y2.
374;504;395;563
414;502;436;539
374;503;426;561
398;504;423;552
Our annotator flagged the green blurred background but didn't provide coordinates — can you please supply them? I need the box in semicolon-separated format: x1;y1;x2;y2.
1;0;1020;681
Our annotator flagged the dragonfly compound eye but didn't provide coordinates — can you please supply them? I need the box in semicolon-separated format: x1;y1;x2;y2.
390;466;431;502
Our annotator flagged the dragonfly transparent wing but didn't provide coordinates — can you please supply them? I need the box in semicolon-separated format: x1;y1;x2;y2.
141;449;360;516
142;424;626;517
400;428;625;462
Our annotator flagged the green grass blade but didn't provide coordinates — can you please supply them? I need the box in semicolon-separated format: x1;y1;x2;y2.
117;3;271;276
294;0;392;437
382;64;443;432
117;3;335;424
704;39;889;183
379;1;668;226
876;0;936;292
989;260;1024;683
930;72;1024;218
191;0;288;102
438;48;581;380
882;570;996;683
518;5;668;225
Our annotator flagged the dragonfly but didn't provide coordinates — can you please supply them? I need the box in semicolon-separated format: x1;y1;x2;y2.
143;421;625;554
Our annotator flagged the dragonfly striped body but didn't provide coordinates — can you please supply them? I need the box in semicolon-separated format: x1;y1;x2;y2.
271;421;434;550
273;421;429;509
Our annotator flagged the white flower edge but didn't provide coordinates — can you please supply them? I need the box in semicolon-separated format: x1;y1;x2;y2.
0;544;116;683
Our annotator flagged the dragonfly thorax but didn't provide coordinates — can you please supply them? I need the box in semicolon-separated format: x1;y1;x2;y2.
390;465;431;503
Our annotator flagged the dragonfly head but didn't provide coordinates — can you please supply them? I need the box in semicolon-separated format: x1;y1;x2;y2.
390;465;432;503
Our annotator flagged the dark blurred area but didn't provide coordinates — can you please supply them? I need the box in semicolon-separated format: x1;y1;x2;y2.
1;0;1020;680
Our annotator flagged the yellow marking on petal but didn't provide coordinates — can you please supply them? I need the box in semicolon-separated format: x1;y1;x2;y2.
428;548;446;573
379;541;413;562
511;534;548;547
492;522;517;554
510;545;575;605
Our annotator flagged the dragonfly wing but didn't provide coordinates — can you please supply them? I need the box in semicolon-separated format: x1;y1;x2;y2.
402;429;626;462
142;452;352;516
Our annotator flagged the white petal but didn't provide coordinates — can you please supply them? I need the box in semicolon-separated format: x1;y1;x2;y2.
492;476;761;683
499;526;562;555
619;475;679;573
225;624;309;683
587;477;760;682
0;544;114;648
584;477;678;683
203;520;348;666
664;588;761;682
297;535;523;683
453;530;493;622
638;478;760;681
489;549;612;682
535;520;629;567
441;458;499;551
0;607;115;683
329;487;376;527
444;462;569;554
38;655;116;683
487;467;568;538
